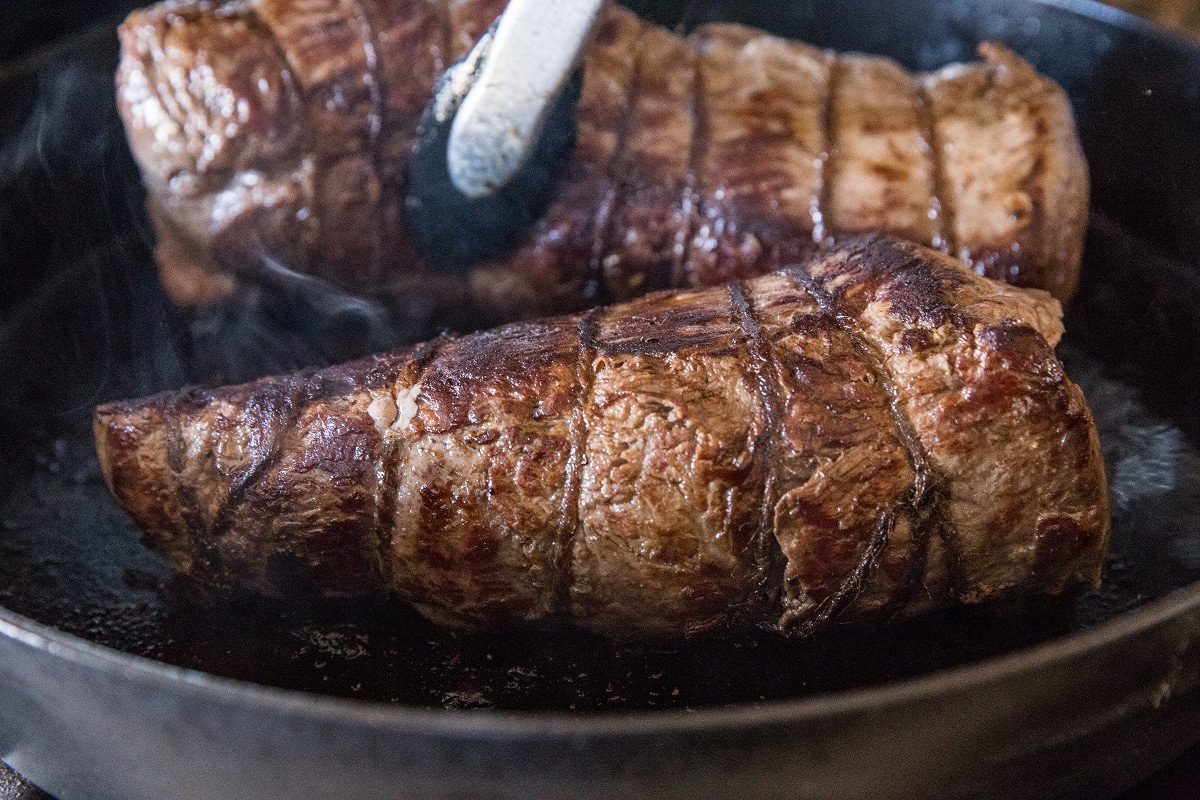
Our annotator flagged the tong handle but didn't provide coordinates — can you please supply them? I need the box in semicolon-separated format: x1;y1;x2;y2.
447;0;605;198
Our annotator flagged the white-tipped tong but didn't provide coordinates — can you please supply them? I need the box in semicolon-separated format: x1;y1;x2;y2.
406;0;605;267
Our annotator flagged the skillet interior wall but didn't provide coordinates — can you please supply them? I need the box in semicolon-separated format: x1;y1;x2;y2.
0;0;1199;711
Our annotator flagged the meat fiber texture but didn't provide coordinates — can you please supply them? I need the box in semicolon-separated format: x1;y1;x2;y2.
117;0;1089;330
94;236;1110;640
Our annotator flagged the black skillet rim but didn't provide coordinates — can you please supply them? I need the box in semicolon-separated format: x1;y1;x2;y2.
2;575;1200;737
2;0;1200;738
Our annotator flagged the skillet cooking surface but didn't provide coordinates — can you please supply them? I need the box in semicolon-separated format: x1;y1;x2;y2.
2;1;1200;714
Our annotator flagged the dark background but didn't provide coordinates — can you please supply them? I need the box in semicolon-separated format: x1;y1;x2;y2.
0;0;1198;797
0;1;146;63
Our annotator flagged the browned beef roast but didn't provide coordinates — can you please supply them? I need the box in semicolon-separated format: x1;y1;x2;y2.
117;0;1088;327
94;236;1109;639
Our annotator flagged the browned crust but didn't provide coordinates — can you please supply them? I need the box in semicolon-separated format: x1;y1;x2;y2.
446;0;505;59
117;1;315;302
248;0;382;284
601;23;696;302
743;271;925;633
684;23;832;286
805;236;1107;598
96;234;1109;639
368;0;448;284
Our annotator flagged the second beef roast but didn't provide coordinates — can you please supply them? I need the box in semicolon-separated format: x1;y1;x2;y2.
117;0;1088;329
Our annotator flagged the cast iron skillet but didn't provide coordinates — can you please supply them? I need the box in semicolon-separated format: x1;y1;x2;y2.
2;1;1200;798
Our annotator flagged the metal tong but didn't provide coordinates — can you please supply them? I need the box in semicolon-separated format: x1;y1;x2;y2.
406;0;605;268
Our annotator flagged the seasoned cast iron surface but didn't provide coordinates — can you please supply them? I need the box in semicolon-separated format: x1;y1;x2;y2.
2;4;1200;712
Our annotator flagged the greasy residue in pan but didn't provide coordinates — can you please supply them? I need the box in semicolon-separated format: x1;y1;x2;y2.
3;20;1200;712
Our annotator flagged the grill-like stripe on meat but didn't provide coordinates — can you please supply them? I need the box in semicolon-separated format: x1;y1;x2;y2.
916;74;955;255
600;24;692;301
727;281;787;624
95;236;1109;639
686;26;832;287
118;0;1089;328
